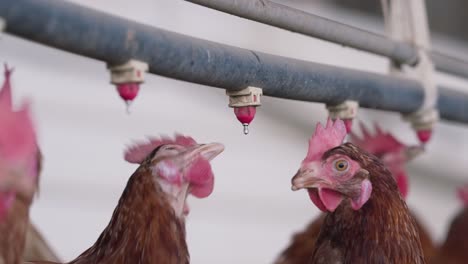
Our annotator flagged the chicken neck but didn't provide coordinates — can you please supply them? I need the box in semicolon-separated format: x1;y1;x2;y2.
0;194;32;264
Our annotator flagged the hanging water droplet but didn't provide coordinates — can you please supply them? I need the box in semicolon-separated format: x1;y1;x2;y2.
243;124;249;135
125;100;132;114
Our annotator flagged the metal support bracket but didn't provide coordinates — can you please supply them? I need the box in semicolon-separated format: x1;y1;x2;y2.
382;0;439;141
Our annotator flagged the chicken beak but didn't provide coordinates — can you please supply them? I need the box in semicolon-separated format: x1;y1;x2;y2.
405;145;425;162
291;169;322;191
184;143;225;164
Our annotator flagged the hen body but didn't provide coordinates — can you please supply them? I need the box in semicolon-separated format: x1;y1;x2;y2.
275;211;434;264
276;211;432;264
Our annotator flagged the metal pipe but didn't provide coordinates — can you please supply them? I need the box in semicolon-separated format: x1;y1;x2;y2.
432;51;468;80
186;0;418;66
0;0;467;124
185;0;468;79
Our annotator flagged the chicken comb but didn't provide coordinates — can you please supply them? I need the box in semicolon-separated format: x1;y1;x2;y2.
0;64;37;162
124;133;197;164
303;118;347;162
349;121;405;155
457;185;468;206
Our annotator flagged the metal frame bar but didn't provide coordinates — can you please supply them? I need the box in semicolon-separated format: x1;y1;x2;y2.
0;0;467;124
185;0;468;80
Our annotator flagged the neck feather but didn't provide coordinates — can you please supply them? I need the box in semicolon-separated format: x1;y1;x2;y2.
0;198;30;264
317;167;424;263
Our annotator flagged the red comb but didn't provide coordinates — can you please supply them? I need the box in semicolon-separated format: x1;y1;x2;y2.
349;121;405;155
304;118;347;162
0;65;37;163
124;133;197;164
457;185;468;206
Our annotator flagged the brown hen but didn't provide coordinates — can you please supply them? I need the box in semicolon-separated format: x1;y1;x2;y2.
291;119;425;263
28;135;224;264
275;121;434;264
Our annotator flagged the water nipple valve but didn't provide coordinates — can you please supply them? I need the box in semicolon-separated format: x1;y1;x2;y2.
226;86;262;135
108;60;149;113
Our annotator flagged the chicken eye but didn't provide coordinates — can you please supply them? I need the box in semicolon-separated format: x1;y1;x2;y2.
334;159;348;172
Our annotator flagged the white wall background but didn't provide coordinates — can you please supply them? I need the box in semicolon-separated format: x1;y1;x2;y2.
1;1;468;263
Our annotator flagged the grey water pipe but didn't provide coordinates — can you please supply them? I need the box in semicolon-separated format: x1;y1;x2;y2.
0;0;467;124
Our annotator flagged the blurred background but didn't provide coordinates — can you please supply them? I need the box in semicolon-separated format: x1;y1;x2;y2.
1;0;468;263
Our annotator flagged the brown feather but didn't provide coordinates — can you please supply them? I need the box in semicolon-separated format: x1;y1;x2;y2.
275;210;434;264
413;212;437;263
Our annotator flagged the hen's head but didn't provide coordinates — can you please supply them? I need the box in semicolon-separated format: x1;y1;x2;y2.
291;118;372;212
0;65;39;220
349;122;424;199
125;134;224;216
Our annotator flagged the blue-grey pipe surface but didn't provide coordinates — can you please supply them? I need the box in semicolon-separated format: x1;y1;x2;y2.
0;0;467;124
185;0;468;80
186;0;418;66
